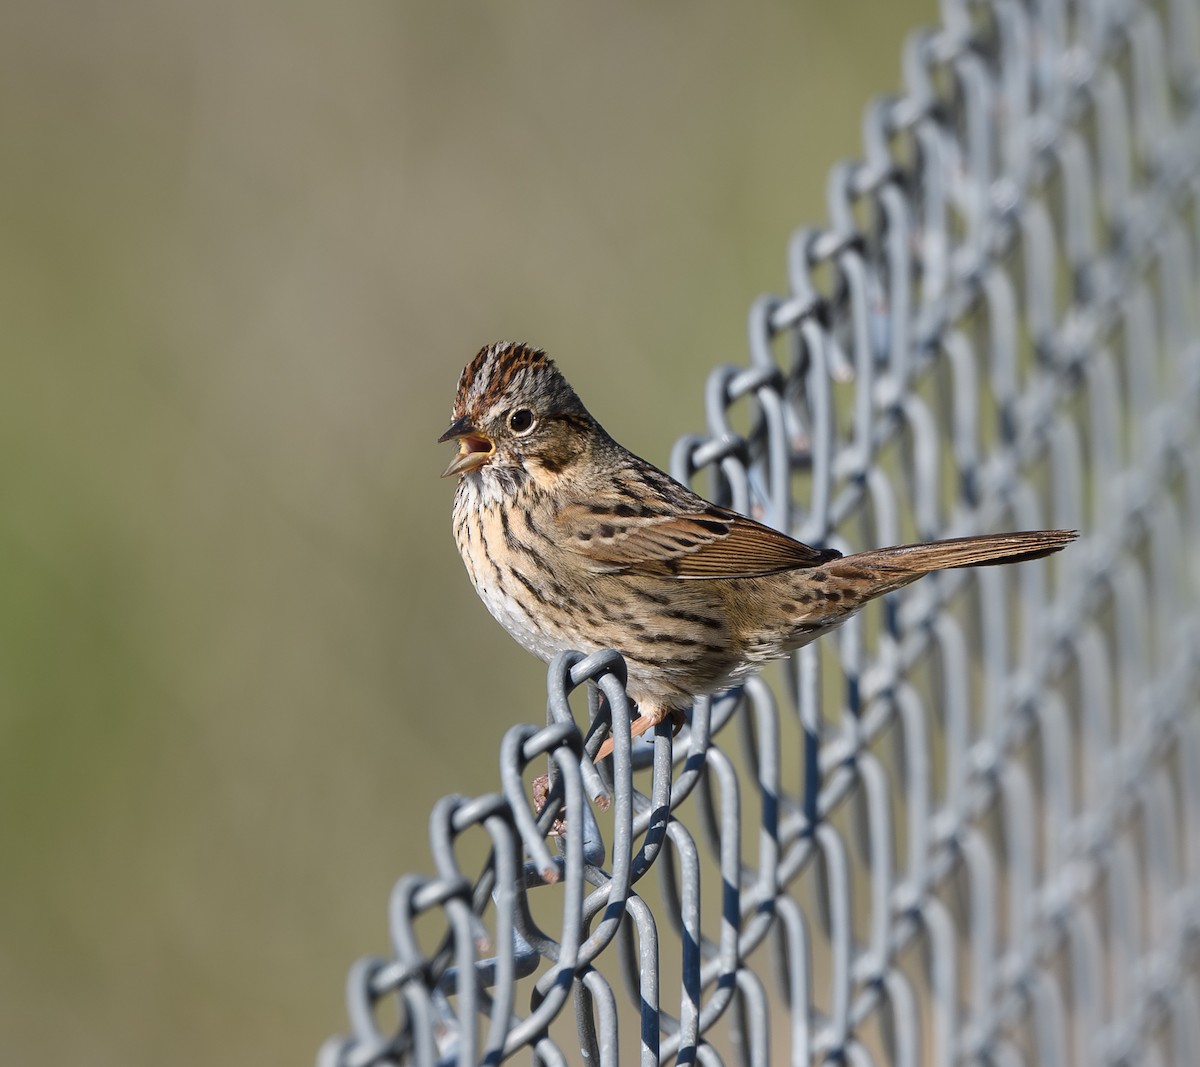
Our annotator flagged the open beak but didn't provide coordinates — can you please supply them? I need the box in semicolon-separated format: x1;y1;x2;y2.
438;416;495;477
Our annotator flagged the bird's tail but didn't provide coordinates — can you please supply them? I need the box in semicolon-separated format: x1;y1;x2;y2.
824;529;1078;600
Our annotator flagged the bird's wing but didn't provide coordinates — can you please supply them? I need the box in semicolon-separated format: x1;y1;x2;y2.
555;498;839;579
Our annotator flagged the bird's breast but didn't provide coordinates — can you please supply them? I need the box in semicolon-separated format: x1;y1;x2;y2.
451;476;579;664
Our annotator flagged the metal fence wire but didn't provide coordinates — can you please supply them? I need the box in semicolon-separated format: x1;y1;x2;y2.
322;1;1200;1064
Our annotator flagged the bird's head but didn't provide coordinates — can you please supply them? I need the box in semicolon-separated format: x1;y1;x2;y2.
439;342;595;480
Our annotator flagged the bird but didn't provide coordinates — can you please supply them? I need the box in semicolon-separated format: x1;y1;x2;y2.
440;341;1076;761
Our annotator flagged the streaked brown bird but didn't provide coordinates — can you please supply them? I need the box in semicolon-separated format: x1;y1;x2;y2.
441;342;1075;759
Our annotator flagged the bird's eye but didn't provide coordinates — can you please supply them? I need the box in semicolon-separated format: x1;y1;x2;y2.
508;408;536;434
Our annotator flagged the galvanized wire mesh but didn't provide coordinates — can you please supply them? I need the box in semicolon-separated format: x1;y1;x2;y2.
321;1;1200;1063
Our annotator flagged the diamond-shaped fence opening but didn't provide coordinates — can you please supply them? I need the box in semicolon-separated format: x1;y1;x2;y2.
321;1;1200;1064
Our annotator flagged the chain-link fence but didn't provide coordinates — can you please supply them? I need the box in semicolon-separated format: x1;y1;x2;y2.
321;1;1200;1063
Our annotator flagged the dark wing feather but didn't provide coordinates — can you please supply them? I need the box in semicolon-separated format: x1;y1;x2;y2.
556;499;839;578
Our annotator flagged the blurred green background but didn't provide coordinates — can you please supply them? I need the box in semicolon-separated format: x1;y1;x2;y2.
1;2;937;1063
